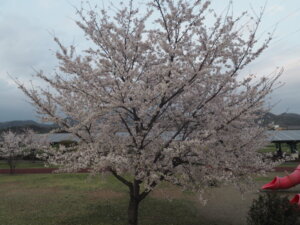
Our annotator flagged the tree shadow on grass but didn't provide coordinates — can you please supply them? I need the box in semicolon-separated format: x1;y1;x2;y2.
59;198;206;225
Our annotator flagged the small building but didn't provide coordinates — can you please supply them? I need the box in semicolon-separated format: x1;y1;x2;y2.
267;130;300;155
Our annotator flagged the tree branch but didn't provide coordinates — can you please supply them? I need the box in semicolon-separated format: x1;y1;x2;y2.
110;168;133;188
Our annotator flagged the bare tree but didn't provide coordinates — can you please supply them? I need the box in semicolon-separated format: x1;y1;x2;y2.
16;1;281;224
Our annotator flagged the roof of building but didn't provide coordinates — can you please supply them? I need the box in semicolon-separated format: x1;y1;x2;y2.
267;130;300;142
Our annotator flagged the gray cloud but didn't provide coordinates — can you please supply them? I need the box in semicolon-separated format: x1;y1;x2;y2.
1;0;300;122
0;1;85;122
243;41;300;114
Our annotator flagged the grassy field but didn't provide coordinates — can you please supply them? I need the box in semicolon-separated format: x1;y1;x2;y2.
0;173;202;225
259;143;300;153
1;157;300;225
278;161;300;167
1;172;299;225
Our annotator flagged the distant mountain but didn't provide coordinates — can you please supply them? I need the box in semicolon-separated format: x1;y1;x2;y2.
1;112;300;134
263;112;300;129
0;120;57;133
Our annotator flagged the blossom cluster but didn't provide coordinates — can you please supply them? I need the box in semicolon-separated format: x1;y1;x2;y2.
16;0;281;197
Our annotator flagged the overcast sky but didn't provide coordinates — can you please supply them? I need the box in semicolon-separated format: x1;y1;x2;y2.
0;0;300;122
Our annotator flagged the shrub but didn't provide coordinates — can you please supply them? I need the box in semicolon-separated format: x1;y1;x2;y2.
247;193;299;225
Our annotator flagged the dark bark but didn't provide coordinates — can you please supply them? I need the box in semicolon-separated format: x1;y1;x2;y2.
8;158;16;175
110;171;155;225
275;143;282;157
128;194;139;225
128;180;140;225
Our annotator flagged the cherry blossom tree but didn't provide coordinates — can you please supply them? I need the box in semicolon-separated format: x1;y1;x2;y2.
0;130;36;174
16;0;282;224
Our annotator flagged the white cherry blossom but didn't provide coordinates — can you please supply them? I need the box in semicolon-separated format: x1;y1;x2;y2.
16;1;282;224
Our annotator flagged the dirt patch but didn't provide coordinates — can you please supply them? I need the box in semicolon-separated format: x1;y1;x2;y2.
27;187;62;194
88;189;124;200
2;187;63;197
196;185;257;225
150;187;192;200
0;181;22;188
194;181;300;225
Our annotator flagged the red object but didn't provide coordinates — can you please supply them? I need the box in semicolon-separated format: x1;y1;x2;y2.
290;194;300;206
262;165;300;190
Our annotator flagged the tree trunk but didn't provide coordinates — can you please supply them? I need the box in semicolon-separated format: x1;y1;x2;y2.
128;195;139;225
8;158;15;175
127;180;141;225
110;171;152;225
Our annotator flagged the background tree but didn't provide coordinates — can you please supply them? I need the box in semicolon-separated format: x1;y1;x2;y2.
0;130;36;174
16;0;282;224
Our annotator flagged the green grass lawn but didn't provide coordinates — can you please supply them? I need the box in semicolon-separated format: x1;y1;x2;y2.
1;162;300;225
2;172;300;225
0;172;279;225
1;144;300;225
259;143;300;153
278;162;299;168
0;173;207;225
